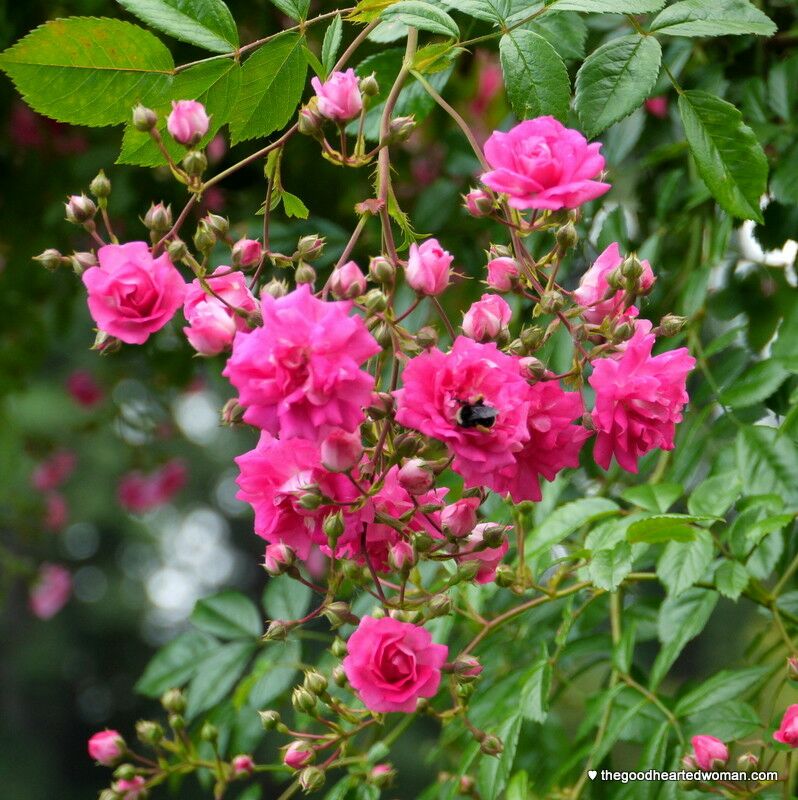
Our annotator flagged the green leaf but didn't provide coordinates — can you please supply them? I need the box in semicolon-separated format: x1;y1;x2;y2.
628;514;714;544
525;12;587;61
621;483;683;513
477;710;523;800
499;30;570;122
135;631;218;696
674;666;768;716
229;33;307;144
745;513;794;548
246;638;301;708
520;643;551;722
115;0;238;53
714;560;749;600
191;590;262;639
657;529;714;595
678;90;768;222
442;0;510;24
684;700;761;740
575;34;661;138
270;0;310;22
720;360;789;408
505;772;529;800
650;0;777;38
186;641;256;719
736;425;798;506
321;14;343;74
0;17;174;127
550;0;665;11
687;474;740;517
263;575;312;621
380;2;459;38
589;541;633;591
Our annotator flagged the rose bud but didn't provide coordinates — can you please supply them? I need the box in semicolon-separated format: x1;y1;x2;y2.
462;294;511;342
132;104;157;132
453;654;483;680
441;498;480;539
112;776;146;799
88;730;125;766
369;764;395;787
232;755;255;776
90;170;112;199
284;741;315;770
405;238;452;296
311;69;362;121
388;539;416;573
388;115;415;143
397;459;435;495
320;428;363;472
774;705;798;747
232;237;262;268
143;202;173;233
690;735;728;770
263;543;296;576
329;260;367;299
788;655;798;681
298;100;324;137
464;189;493;217
486;256;520;292
65;194;97;224
167;100;210;145
34;248;64;272
299;766;325;793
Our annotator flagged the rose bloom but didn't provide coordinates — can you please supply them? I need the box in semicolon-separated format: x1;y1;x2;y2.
334;466;445;571
405;239;453;296
691;735;728;770
394;336;531;492
462;294;511;342
486;256;520;292
118;460;187;513
223;285;380;441
494;380;591;502
167;99;210;145
573;242;655;325
183;266;257;356
31;449;76;492
590;322;695;473
481;116;610;211
82;242;186;345
88;730;124;766
455;523;510;583
66;370;103;407
343;616;448;713
235;432;371;560
311;68;362;121
29;563;71;619
774;705;798;747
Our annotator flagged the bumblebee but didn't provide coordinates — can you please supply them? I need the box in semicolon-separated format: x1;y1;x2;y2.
455;398;498;430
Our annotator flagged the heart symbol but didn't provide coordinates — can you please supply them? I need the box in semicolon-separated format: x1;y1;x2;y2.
588;770;597;780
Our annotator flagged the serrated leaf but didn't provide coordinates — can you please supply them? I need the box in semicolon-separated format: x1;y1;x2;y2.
270;0;310;21
657;529;714;595
321;14;343;74
720;360;789;408
135;631;218;696
247;638;301;708
736;425;798;505
621;483;683;513
650;0;777;38
520;643;551;722
549;0;665;11
674;667;768;716
714;560;749;600
0;17;174;127
281;192;310;219
500;30;570;122
381;1;459;38
191;590;262;639
683;700;760;740
589;541;633;590
575;34;661;138
687;474;740;517
229;33;307;144
678;90;768;222
628;514;714;544
525;11;587;61
115;0;238;53
263;575;312;621
477;710;523;800
441;0;510;23
186;641;256;719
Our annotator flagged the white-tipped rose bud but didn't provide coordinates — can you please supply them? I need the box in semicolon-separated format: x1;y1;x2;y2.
464;189;493;217
65;194;97;224
143;202;173;233
132;104;157;132
263;543;295;576
397;458;434;495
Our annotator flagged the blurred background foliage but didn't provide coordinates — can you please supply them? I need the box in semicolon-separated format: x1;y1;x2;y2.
1;1;798;798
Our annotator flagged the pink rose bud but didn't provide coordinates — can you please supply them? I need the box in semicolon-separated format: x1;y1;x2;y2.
453;654;483;678
44;492;69;531
329;260;367;299
184;301;237;356
464;189;493;217
441;497;480;538
232;755;255;776
397;458;435;495
486;256;520;292
405;238;453;296
232;238;262;268
66;370;103;407
29;563;71;619
65;193;97;224
283;741;315;770
645;96;668;119
774;705;798;747
167;100;210;145
31;449;77;492
691;735;728;770
88;730;125;766
369;764;395;786
462;294;512;342
320;428;363;472
457;524;510;584
263;543;296;577
113;776;146;800
310;69;363;121
388;540;415;572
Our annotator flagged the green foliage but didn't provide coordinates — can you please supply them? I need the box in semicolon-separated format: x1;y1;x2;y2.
650;0;778;38
380;1;460;38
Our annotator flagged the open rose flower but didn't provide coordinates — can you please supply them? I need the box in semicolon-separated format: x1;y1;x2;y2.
82;242;186;345
223;285;380;441
343;616;448;712
590;322;694;472
481;116;610;211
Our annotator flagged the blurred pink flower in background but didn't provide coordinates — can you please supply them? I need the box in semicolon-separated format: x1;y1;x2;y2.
118;459;187;513
29;563;72;619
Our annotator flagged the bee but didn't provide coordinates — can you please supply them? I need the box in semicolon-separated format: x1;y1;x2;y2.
455;398;498;430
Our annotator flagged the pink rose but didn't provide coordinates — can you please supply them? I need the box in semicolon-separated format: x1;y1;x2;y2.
320;428;363;472
441;497;480;538
691;735;728;770
88;730;125;766
388;539;415;571
29;563;71;619
462;294;511;342
573;243;654;325
232;238;261;268
486;256;520;292
481;116;611;211
774;705;798;747
589;323;695;473
167;100;210;145
645;96;668;119
343;616;448;713
311;69;362;121
456;523;510;583
405;239;453;296
329;260;367;299
283;741;314;769
82;242;186;345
